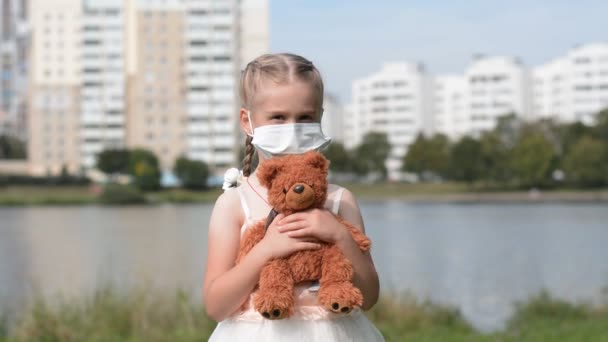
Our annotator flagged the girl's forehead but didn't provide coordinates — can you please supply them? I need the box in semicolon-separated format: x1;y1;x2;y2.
250;79;322;112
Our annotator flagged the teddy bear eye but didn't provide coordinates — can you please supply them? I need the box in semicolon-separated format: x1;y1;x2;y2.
283;188;288;194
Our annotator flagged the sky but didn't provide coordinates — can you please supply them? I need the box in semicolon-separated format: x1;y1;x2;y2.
270;0;608;102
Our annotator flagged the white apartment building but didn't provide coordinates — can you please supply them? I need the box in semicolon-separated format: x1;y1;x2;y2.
0;0;28;139
185;0;237;171
533;43;608;124
80;0;126;168
433;75;467;139
463;55;530;137
350;62;431;180
322;93;345;144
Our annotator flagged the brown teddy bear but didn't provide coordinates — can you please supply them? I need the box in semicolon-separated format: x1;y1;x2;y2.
236;151;371;320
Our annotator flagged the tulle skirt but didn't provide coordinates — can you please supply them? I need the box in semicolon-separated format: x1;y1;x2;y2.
208;308;385;341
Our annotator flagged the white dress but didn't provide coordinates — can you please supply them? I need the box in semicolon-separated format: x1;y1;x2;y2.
208;180;385;342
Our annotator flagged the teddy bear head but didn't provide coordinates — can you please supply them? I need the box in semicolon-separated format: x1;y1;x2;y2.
256;151;330;215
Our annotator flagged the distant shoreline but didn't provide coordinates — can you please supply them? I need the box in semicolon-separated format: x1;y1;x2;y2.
0;184;607;206
354;190;608;203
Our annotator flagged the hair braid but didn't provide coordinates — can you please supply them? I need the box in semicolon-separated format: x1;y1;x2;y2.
242;135;255;177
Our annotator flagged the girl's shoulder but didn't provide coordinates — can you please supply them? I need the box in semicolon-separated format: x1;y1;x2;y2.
211;187;245;227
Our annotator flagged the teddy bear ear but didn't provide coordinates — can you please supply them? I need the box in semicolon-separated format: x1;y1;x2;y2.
256;158;284;189
303;151;329;174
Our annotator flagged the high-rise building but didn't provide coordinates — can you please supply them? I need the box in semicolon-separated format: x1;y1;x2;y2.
463;55;531;137
23;0;268;176
126;0;187;172
432;75;467;139
350;62;431;180
184;0;240;172
322;93;345;144
27;0;82;175
0;0;29;140
533;43;608;124
80;0;127;169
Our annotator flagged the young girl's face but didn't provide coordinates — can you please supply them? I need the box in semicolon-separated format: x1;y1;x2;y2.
240;79;322;134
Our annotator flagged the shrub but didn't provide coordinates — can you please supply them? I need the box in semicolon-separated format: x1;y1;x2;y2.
99;184;146;205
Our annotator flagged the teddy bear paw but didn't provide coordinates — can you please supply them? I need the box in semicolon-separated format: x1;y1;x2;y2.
253;292;293;320
318;283;363;314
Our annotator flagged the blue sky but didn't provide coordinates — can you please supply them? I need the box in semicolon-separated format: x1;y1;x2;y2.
270;1;608;102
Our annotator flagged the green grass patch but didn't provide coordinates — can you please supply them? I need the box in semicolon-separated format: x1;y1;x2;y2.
3;289;608;341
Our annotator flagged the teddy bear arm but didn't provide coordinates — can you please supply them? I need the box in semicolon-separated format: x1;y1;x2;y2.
337;216;371;253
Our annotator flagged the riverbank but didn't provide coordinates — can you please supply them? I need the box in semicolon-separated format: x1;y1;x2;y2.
1;183;608;206
1;288;607;341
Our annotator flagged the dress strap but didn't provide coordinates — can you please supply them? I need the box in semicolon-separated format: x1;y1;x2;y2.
331;186;345;215
236;186;252;224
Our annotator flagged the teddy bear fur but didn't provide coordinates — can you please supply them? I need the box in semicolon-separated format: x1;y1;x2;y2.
236;151;371;320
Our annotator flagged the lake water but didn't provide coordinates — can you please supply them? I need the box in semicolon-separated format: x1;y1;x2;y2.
1;201;608;331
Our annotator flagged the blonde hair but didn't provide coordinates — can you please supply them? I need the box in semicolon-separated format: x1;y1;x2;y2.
239;53;324;177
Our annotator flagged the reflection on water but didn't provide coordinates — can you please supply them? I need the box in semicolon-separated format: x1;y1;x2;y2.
1;202;607;331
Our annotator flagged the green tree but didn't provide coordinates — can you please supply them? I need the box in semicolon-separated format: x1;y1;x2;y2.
128;149;161;191
562;136;608;188
174;157;209;190
492;113;522;149
402;133;450;180
96;149;130;174
509;132;555;188
447;136;483;185
556;121;593;156
355;132;391;180
0;134;26;159
479;132;510;185
322;142;352;173
592;108;608;141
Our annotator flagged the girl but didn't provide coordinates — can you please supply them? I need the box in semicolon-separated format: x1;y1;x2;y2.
204;53;384;341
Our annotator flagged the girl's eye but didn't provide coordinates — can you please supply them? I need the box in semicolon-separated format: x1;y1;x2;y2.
271;115;285;121
298;115;314;122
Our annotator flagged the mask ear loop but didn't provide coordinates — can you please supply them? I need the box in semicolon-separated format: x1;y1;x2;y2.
246;110;255;137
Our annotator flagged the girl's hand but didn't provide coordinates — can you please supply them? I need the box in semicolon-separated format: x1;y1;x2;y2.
258;213;322;260
277;209;349;244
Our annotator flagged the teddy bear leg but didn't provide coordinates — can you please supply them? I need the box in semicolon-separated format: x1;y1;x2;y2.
253;259;295;319
317;246;364;314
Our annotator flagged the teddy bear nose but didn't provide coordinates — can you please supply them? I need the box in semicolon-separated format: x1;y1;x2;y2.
293;185;305;194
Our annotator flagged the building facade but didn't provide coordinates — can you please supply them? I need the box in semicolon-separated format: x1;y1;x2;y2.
532;43;608;124
126;0;188;171
80;0;126;169
27;0;82;175
350;62;431;180
462;55;531;137
22;0;268;176
432;74;467;139
0;0;29;139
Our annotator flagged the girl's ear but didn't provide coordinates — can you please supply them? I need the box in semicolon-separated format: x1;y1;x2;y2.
257;158;283;188
303;151;329;174
239;108;253;136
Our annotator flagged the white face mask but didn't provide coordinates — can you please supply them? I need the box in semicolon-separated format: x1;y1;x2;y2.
247;111;332;158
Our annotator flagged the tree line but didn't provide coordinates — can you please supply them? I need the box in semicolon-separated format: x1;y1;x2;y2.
97;149;209;191
325;108;608;189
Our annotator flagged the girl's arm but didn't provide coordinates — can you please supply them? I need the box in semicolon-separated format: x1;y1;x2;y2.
333;189;380;310
203;190;269;321
277;189;380;310
203;190;322;321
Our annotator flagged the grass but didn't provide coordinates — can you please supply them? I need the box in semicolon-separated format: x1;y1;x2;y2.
0;186;223;206
1;183;607;206
2;288;608;341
